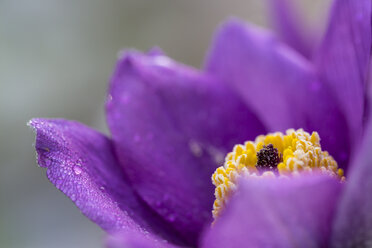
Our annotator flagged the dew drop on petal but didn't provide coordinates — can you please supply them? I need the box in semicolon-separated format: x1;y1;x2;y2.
153;55;172;67
70;194;76;201
56;179;63;187
189;140;203;157
73;165;82;175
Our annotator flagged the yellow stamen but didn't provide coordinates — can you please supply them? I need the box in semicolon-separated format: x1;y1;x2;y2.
211;129;344;220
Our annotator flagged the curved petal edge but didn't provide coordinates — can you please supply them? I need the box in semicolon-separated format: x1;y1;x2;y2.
28;118;185;245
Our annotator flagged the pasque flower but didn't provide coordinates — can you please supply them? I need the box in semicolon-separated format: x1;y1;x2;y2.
29;0;372;247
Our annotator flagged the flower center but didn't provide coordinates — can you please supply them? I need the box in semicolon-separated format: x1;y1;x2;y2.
256;144;282;170
211;129;344;220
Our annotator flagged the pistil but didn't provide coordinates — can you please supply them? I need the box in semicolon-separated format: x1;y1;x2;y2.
256;144;282;170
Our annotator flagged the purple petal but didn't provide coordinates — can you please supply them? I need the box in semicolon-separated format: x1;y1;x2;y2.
266;0;315;58
106;230;181;248
314;0;371;148
28;118;185;245
205;19;351;168
201;175;342;248
331;119;372;247
205;19;310;132
106;50;265;243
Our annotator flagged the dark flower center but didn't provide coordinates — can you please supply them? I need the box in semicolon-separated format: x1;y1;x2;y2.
256;144;282;170
212;129;344;220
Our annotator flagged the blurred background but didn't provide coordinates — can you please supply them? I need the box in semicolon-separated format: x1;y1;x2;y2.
0;0;330;247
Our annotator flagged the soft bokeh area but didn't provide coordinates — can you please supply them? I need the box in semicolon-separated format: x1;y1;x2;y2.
0;1;329;247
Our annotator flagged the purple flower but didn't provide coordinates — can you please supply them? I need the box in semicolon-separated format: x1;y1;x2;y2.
29;0;371;247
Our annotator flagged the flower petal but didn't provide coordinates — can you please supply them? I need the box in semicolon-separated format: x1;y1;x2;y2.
106;230;181;248
205;19;351;168
106;50;265;243
331;119;372;247
28;118;185;245
314;0;371;147
266;0;315;58
201;175;342;248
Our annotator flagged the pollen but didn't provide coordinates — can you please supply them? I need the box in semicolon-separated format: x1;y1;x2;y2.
211;129;344;220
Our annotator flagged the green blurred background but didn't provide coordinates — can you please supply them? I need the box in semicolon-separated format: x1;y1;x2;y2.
0;0;330;247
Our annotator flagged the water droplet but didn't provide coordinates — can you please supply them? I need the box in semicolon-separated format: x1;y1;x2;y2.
70;194;76;201
73;165;82;175
208;146;224;165
56;179;63;186
153;55;172;67
189;140;203;157
100;186;105;191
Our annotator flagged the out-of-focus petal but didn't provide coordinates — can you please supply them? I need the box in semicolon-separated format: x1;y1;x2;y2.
106;230;181;248
28;119;185;245
106;50;265;244
205;19;310;134
266;0;315;58
314;0;371;148
205;19;351;168
331;119;372;247
201;175;342;248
